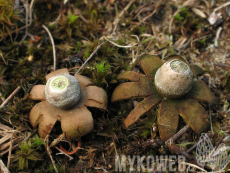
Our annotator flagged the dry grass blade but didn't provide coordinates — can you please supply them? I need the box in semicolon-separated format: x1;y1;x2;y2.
42;25;56;71
75;41;108;74
7;133;14;168
0;86;21;108
0;122;22;156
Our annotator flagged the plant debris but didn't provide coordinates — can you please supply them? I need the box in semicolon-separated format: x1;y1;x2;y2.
1;0;230;172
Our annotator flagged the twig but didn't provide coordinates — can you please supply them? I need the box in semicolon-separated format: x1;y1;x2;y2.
112;0;135;35
186;133;211;154
214;1;230;12
75;41;108;75
44;136;58;173
42;25;56;71
165;124;190;145
0;86;21;109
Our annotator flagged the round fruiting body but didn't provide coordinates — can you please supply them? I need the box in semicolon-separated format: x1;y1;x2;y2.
45;74;81;109
154;59;193;98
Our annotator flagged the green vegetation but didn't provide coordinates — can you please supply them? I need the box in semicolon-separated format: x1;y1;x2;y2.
13;135;43;170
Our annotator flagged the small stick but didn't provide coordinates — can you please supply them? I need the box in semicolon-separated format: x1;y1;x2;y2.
75;41;108;75
0;86;21;108
44;136;58;173
42;25;56;71
165;124;190;145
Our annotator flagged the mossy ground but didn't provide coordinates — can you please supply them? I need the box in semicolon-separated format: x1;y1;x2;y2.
1;0;230;172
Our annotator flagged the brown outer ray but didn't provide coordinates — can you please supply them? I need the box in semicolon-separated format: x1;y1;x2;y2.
45;68;69;81
165;55;189;65
111;77;153;102
124;95;161;128
190;65;204;77
74;74;93;87
158;99;179;141
140;55;163;78
84;86;108;109
187;80;220;104
60;106;94;141
29;85;46;101
29;101;58;138
177;98;210;134
117;71;148;82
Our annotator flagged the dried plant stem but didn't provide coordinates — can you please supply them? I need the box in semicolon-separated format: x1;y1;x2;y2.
21;0;29;42
165;124;190;145
29;0;36;26
75;9;89;24
214;1;230;12
45;136;58;173
11;0;35;35
75;41;108;75
104;37;136;48
7;133;14;168
0;53;7;65
42;25;56;71
0;86;21;109
0;158;10;173
112;0;135;35
169;0;195;33
139;0;162;25
213;63;230;68
55;146;73;160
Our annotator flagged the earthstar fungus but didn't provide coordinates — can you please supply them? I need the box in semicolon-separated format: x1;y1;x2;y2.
29;68;108;141
111;55;219;141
